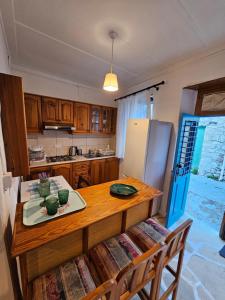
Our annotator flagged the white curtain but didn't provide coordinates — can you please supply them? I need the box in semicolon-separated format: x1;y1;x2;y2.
116;90;151;158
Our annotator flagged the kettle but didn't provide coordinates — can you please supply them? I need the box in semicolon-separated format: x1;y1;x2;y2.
69;146;77;156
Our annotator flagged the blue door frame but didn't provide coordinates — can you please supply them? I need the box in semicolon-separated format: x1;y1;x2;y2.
166;114;199;228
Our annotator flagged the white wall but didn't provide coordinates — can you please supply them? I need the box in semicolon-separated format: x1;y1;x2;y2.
126;49;225;216
0;13;16;300
12;67;117;107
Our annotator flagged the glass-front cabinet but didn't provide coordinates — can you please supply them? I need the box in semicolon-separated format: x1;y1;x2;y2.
102;107;112;134
90;105;103;133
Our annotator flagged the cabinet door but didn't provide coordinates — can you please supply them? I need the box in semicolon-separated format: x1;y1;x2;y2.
102;107;113;134
72;161;90;189
0;74;29;177
42;97;59;123
90;105;103;133
74;103;90;133
24;93;42;133
105;158;119;182
90;159;106;185
60;100;74;124
52;164;72;184
30;166;52;180
111;108;117;134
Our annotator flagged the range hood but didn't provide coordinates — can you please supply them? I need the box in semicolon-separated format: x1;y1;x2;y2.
44;125;75;131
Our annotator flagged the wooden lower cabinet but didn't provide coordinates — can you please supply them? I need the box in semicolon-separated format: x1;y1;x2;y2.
29;158;119;187
51;164;72;184
105;158;119;181
90;159;106;185
29;166;52;180
71;161;90;189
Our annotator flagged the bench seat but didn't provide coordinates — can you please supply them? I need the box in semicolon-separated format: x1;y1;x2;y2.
126;218;170;252
32;254;101;300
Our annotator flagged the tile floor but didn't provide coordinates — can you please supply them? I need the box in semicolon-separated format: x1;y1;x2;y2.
132;174;225;299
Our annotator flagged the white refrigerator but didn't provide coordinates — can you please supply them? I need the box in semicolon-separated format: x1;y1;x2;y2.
123;119;172;211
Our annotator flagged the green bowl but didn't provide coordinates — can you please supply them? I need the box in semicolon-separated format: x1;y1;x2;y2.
110;184;138;197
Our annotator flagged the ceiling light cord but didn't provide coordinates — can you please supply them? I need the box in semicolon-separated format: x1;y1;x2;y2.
110;37;114;74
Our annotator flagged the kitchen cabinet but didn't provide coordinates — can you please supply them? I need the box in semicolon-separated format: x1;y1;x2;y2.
52;164;72;184
0;74;29;177
74;103;90;133
30;166;52;180
111;108;117;134
29;157;119;186
105;157;119;181
42;97;73;124
42;97;59;123
24;93;42;133
90;159;106;185
72;161;90;189
60;100;74;124
90;105;103;133
102;107;117;134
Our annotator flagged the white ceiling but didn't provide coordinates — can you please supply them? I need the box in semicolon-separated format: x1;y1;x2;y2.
1;0;225;90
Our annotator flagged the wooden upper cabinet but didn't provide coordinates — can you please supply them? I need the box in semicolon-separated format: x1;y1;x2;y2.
42;97;59;123
111;108;117;134
60;100;73;124
90;105;103;133
42;97;73;124
74;103;90;133
24;93;42;133
0;74;29;177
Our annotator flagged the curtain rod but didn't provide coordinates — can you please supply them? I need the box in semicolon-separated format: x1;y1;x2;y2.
114;80;165;101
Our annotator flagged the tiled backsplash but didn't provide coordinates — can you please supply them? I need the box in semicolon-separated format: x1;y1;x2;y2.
27;131;116;156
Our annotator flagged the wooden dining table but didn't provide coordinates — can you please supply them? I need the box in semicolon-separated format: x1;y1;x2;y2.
11;176;162;299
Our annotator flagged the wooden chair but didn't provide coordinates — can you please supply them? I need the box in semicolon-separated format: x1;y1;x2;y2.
77;175;92;188
115;243;167;300
157;219;193;300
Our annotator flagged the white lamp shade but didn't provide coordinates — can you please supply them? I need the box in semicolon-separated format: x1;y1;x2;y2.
103;72;119;92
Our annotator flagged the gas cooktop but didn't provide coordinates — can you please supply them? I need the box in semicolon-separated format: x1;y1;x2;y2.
46;155;75;163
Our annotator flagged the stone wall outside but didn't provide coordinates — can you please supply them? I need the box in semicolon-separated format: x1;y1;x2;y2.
198;117;225;180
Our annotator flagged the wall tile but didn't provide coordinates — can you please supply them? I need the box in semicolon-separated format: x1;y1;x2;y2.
27;133;115;156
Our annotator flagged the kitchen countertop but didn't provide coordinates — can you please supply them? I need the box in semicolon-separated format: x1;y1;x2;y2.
11;177;162;257
29;155;117;168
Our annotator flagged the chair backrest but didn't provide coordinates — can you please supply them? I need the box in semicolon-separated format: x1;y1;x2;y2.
78;175;91;188
115;243;166;300
164;219;193;261
82;279;116;300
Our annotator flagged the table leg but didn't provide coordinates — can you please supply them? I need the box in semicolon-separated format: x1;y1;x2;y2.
148;198;155;218
121;210;127;233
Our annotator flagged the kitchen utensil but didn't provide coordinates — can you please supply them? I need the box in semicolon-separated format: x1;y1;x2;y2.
38;180;50;206
77;148;82;156
110;183;138;196
45;196;59;215
58;189;69;205
69;146;77;156
29;145;46;162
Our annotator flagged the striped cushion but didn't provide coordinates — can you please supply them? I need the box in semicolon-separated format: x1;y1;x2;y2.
89;233;142;291
32;255;100;300
127;218;170;252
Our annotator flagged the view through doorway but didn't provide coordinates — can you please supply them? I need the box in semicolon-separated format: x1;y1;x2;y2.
186;116;225;232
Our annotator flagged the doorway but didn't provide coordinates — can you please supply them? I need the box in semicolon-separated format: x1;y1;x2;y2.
186;116;225;231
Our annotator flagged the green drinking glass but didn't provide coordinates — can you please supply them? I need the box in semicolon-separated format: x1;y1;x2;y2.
45;196;59;215
39;181;50;207
58;189;69;205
